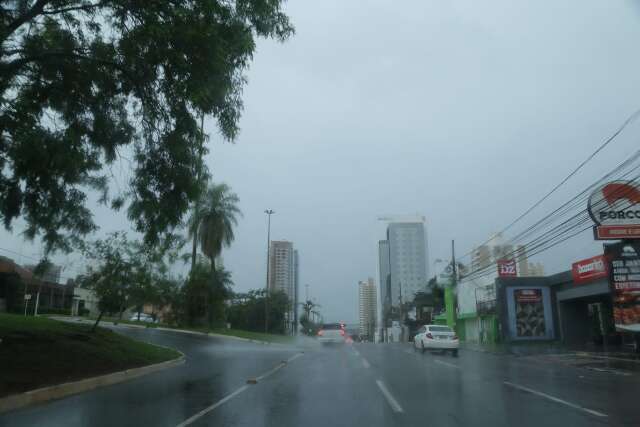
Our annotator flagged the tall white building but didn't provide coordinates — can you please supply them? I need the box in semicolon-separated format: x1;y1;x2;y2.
268;241;298;332
380;221;429;305
358;278;377;340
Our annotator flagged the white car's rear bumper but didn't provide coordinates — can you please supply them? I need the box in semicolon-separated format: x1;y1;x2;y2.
424;339;459;350
318;337;344;344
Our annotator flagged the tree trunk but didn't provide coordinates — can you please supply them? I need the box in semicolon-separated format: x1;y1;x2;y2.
190;113;205;275
91;310;105;333
208;260;217;329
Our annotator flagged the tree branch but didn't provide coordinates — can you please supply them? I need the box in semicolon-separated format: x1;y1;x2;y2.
41;1;106;16
2;0;52;43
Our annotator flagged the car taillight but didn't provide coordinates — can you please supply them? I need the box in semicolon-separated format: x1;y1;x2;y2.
426;333;433;339
317;330;323;336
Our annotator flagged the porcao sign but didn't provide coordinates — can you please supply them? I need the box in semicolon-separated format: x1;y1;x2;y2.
588;180;640;239
604;241;640;332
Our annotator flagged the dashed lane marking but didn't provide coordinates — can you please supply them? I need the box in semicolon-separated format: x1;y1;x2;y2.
434;359;460;369
176;352;304;426
376;380;404;413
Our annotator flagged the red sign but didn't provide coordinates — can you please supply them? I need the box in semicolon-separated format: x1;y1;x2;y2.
497;259;518;277
605;241;640;333
571;255;608;284
594;225;640;240
515;289;542;303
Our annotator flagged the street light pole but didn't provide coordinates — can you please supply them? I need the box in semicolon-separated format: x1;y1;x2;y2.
264;209;275;333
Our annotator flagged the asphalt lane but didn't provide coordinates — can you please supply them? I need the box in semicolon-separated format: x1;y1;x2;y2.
2;329;639;427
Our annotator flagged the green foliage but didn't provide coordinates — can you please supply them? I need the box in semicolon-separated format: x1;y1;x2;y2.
182;259;233;327
227;289;290;334
189;182;242;270
79;231;180;329
0;1;293;253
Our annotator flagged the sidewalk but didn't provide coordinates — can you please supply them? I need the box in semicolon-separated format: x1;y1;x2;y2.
461;340;640;361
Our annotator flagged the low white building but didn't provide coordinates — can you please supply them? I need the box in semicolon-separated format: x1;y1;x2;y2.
71;287;99;316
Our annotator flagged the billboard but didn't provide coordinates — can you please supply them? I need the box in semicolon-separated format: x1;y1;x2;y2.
588;181;640;240
571;255;608;285
604;241;640;332
514;289;545;337
497;259;517;277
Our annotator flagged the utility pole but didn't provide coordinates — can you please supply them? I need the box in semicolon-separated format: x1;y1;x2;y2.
445;240;457;330
305;284;310;301
264;209;275;333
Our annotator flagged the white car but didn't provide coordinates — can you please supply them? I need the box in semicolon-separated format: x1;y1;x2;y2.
317;323;346;345
130;313;157;323
413;324;459;357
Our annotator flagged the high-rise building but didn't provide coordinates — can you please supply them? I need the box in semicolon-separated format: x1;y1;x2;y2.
24;263;62;284
358;278;377;340
472;234;544;277
293;250;300;332
378;240;390;312
268;241;298;332
387;222;429;304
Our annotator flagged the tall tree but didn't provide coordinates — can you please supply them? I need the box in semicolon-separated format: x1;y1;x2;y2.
189;183;241;273
0;1;294;253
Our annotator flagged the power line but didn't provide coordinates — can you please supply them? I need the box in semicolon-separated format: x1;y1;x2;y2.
461;173;640;282
459;108;640;261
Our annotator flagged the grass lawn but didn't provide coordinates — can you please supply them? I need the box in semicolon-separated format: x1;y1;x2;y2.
0;313;181;398
52;314;294;344
50;314;295;344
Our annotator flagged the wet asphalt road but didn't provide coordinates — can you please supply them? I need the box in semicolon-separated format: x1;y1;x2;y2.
1;326;639;427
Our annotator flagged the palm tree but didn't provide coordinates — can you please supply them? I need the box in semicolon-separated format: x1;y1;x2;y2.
188;183;241;327
189;183;242;274
300;300;321;323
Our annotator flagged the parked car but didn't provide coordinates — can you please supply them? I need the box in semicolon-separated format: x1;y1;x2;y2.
129;313;157;323
317;323;346;345
413;324;459;357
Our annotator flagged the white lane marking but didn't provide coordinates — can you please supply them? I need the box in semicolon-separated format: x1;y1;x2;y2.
353;348;361;357
404;349;415;356
503;381;608;418
176;385;249;426
376;380;404;413
287;352;304;363
434;359;460;369
256;352;304;381
362;358;371;369
176;352;303;426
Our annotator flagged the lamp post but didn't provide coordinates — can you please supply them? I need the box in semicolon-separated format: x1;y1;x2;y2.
264;209;275;333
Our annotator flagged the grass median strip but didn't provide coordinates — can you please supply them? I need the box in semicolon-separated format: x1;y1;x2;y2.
0;313;181;398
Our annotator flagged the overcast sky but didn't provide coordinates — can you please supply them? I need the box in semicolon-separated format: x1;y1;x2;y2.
4;0;640;323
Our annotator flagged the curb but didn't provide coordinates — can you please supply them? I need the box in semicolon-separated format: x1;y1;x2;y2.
0;353;185;414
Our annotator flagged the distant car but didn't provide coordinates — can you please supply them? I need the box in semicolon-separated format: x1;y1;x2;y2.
413;324;459;357
130;313;157;323
317;323;346;345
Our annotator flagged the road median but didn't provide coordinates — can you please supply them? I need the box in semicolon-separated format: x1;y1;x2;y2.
0;313;184;413
0;353;185;414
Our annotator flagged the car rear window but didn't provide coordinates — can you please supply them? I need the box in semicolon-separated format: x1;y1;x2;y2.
322;323;342;330
428;326;452;332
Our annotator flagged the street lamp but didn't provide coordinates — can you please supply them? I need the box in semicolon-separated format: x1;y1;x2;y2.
264;209;275;333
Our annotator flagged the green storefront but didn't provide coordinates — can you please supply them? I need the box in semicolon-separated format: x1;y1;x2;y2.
457;312;499;344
